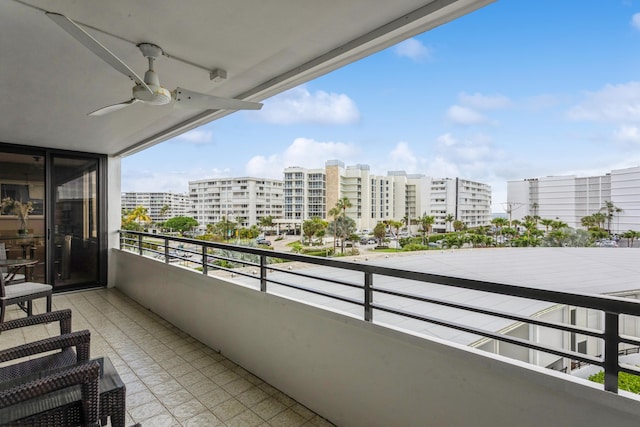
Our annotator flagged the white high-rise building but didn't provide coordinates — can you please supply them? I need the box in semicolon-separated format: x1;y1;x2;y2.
189;177;283;232
282;161;491;232
507;165;640;232
121;192;190;222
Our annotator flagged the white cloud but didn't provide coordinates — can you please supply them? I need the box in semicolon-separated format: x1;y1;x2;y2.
173;129;214;144
257;86;360;125
446;105;488;125
388;142;423;173
121;167;229;193
613;125;640;144
245;137;359;178
393;38;432;62
632;13;640;30
566;81;640;123
458;92;512;110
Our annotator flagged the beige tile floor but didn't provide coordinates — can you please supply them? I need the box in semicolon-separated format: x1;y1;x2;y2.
1;288;335;427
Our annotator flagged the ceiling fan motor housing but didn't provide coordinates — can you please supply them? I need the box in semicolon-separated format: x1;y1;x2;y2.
133;69;171;104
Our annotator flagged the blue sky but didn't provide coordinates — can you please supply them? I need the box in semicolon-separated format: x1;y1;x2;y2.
122;1;640;212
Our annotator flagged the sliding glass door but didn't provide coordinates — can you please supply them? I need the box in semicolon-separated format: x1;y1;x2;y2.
0;146;105;290
49;155;100;289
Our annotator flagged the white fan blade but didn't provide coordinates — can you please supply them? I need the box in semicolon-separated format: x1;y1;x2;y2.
172;87;262;111
88;99;139;116
46;12;152;95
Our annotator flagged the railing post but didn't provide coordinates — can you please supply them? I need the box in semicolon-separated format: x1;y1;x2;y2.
202;246;208;275
164;238;169;264
138;234;143;255
260;255;267;292
364;272;373;322
604;311;619;393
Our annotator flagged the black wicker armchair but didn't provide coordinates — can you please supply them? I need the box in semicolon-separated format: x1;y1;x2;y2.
0;360;101;426
0;309;90;382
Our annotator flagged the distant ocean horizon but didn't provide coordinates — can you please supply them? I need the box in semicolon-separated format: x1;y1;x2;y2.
492;213;508;219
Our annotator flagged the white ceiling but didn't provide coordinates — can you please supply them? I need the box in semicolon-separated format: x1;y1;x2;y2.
1;0;493;157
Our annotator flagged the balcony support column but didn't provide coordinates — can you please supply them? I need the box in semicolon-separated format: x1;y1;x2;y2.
364;272;373;322
260;255;267;292
202;246;208;275
604;311;619;393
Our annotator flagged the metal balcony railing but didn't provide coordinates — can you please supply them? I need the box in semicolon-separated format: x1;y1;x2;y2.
118;230;640;394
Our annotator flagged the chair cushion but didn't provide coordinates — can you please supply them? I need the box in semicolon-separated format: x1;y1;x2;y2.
2;282;52;299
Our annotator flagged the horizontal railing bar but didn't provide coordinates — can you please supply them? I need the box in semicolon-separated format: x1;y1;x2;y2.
618;363;640;377
374;286;605;339
266;277;364;307
618;335;640;348
268;265;364;290
120;230;640;317
372;303;603;367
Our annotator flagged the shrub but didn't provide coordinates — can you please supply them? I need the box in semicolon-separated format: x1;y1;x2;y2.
589;370;640;394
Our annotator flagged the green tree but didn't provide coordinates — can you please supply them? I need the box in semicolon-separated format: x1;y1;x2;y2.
600;201;623;234
621;230;640;247
259;215;274;235
211;216;237;241
302;217;328;245
389;220;403;238
373;222;386;245
418;214;435;245
444;213;455;232
332;215;356;254
453;220;465;232
159;204;171;220
328;207;341;252
163;216;198;236
333;197;353;253
126;206;151;229
539;218;554;235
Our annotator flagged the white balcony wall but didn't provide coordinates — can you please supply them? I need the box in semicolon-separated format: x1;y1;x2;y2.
113;250;640;427
107;157;121;288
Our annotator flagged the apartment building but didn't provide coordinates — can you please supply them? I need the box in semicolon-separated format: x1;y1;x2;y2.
507;165;640;232
283;160;491;232
121;192;190;222
189;177;284;232
429;178;492;232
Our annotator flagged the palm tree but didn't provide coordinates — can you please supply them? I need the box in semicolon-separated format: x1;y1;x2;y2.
539;218;554;235
159;204;171;221
389;220;403;238
600;201;623;234
328;206;341;253
334;197;353;253
621;230;640;247
418;214;435;245
444;213;455;232
126;206;151;229
259;215;274;235
491;217;508;244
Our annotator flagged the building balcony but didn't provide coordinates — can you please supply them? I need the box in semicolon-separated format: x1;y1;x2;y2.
98;232;640;426
2;289;332;426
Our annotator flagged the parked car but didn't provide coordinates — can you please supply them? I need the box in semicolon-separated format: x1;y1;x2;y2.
256;238;271;246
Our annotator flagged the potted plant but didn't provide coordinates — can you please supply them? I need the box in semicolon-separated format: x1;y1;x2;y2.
1;197;34;234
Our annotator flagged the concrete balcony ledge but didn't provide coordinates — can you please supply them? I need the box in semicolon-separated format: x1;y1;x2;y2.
113;249;640;427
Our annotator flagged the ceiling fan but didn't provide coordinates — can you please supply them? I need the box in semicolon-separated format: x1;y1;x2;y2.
46;12;263;116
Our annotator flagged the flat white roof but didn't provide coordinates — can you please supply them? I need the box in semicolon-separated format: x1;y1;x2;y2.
237;248;640;345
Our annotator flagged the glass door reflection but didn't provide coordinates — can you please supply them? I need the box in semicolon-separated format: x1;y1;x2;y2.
51;156;99;289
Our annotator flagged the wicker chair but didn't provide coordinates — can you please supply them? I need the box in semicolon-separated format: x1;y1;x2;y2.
0;308;98;426
0;309;90;382
0;360;101;426
0;264;52;322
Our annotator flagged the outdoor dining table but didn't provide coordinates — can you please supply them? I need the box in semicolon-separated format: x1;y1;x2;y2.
0;258;38;283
